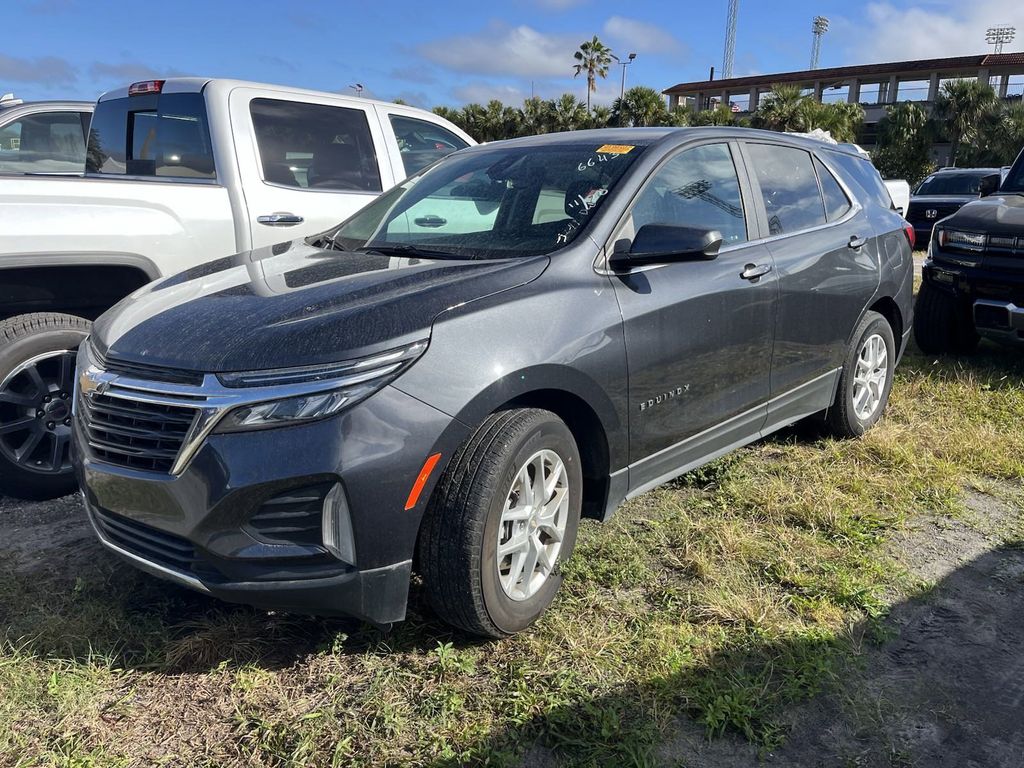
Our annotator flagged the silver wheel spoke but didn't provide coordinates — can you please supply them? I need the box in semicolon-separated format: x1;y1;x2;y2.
496;447;570;601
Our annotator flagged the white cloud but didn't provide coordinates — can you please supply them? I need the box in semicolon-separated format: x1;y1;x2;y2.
844;1;1024;63
419;22;579;78
451;82;532;105
602;15;683;55
0;53;75;84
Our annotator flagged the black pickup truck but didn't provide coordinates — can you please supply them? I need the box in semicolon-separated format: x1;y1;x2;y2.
915;148;1024;354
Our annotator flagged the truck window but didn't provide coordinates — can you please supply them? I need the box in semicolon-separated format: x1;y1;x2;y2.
87;92;215;180
250;98;382;192
388;115;469;177
0;111;86;174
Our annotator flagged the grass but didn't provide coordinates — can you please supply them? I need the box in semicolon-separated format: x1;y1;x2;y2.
1;336;1023;767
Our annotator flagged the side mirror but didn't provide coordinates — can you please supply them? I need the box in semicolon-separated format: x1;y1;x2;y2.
611;224;724;268
979;174;1000;197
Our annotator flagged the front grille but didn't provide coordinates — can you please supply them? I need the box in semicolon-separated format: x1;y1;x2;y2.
80;393;197;472
92;507;198;572
246;483;332;547
906;203;962;225
96;351;205;386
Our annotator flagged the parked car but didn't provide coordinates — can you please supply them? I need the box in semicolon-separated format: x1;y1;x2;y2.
73;127;914;636
0;78;472;499
914;148;1024;353
0;93;92;175
905;167;1002;246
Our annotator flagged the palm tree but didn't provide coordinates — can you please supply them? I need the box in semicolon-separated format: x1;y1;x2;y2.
611;86;668;127
974;101;1024;166
692;105;736;126
521;96;553;135
550;93;588;132
806;101;864;143
933;79;998;166
572;36;615;112
587;104;613;130
752;84;808;132
872;102;934;185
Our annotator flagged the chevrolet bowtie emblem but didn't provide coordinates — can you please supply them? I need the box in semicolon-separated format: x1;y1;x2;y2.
78;367;112;398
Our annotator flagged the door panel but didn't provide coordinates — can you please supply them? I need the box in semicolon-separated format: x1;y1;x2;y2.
609;142;776;489
228;88;394;249
743;143;879;398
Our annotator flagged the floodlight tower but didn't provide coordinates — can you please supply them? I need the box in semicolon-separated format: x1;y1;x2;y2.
723;0;739;79
986;25;1016;55
810;16;829;70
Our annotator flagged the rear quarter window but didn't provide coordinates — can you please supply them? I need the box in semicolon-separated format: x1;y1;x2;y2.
825;150;893;211
87;92;216;179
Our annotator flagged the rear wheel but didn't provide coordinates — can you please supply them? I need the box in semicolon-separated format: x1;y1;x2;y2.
417;408;582;638
823;310;895;438
0;313;90;500
913;280;979;355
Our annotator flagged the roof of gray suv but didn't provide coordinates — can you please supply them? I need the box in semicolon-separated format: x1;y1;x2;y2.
464;126;868;157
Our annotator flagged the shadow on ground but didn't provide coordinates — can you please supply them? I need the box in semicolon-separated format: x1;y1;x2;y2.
424;544;1024;768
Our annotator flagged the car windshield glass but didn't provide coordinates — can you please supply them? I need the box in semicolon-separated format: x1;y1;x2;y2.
330;142;646;258
915;174;984;196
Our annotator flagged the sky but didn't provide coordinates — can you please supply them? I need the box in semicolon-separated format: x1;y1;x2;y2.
5;0;1024;108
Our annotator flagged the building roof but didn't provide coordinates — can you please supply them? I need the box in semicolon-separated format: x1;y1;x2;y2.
665;51;1024;95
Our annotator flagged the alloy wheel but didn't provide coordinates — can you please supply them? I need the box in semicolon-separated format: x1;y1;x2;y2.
852;333;888;421
0;350;77;474
496;449;570;601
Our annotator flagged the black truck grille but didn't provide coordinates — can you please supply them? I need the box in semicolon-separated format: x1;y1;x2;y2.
906;203;963;225
80;392;196;472
96;353;205;387
92;507;199;572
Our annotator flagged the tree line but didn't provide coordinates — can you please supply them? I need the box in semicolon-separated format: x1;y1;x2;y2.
424;35;1023;186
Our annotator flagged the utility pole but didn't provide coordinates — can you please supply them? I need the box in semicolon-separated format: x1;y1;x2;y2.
723;0;739;79
810;16;829;70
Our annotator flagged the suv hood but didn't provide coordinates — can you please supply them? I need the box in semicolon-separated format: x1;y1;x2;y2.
92;239;549;372
908;195;977;206
941;193;1024;236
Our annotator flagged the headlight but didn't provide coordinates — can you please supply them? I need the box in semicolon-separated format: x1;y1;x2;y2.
937;228;986;253
212;340;427;433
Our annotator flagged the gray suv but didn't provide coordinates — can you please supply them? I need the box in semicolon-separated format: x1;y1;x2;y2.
73;128;914;637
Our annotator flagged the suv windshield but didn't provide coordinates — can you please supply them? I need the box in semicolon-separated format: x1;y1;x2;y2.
914;173;986;196
1003;157;1024;194
331;142;645;258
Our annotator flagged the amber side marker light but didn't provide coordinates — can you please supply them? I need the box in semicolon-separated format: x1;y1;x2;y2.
405;453;442;510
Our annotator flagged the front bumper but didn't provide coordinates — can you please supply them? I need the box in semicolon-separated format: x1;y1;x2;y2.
74;384;469;625
922;254;1024;344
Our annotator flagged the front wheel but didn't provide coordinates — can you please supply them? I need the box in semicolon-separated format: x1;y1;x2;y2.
823;310;896;439
0;313;90;500
417;409;582;638
913;280;979;355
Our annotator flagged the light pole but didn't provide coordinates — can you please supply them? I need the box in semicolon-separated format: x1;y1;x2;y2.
986;25;1016;55
349;83;364;97
619;52;636;99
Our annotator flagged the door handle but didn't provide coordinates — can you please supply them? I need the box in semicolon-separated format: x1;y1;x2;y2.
414;215;447;228
848;235;867;249
740;263;772;281
257;212;304;226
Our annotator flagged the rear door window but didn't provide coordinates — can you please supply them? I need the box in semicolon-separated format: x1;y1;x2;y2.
388;114;469;177
251;98;382;192
87;92;215;179
0;111;87;174
746;143;826;235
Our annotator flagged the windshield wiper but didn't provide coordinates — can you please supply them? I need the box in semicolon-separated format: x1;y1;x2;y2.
357;244;468;260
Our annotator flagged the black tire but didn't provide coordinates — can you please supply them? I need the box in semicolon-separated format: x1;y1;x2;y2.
418;408;583;638
913;280;979;355
824;310;896;439
0;312;91;500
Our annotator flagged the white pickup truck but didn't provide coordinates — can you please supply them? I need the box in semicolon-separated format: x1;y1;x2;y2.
0;77;472;499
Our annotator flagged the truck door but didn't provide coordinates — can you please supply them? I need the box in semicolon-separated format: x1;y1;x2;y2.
228;87;395;249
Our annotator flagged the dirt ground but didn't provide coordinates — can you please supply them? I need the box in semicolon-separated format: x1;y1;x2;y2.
2;486;1023;767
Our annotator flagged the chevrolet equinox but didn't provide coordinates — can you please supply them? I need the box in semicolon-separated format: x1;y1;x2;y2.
73;128;914;637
